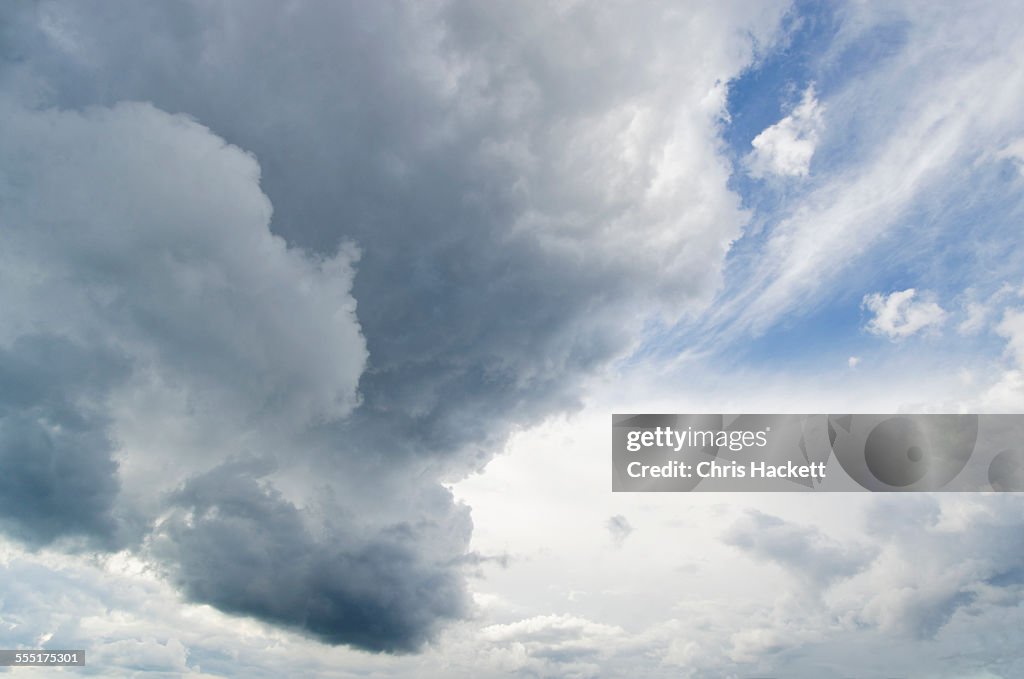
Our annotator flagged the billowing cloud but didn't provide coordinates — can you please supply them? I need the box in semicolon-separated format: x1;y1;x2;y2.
863;288;947;339
149;459;470;652
0;0;791;653
746;85;824;178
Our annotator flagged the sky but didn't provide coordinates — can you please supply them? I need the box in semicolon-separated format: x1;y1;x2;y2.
1;1;1024;677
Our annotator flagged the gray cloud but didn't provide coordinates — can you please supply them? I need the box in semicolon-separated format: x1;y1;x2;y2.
0;335;125;547
150;459;471;653
0;0;783;465
722;498;1024;647
0;0;788;653
853;495;1024;639
724;509;875;589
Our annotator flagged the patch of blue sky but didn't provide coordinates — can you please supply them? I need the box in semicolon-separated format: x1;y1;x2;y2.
877;162;1024;300
723;0;909;220
635;2;1021;371
720;1;836;223
713;154;1024;369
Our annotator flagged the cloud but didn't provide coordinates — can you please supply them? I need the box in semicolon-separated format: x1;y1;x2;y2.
746;85;824;178
848;355;861;368
863;289;947;339
478;614;626;677
960;301;993;335
724;509;875;589
0;0;791;652
149;459;471;653
847;495;1024;639
0;0;791;471
0;99;366;429
605;515;633;547
700;1;1024;344
996;308;1024;365
719;497;1024;646
0;336;125;547
0;97;366;556
0;98;505;652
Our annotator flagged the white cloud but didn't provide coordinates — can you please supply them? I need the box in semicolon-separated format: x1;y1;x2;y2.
960;301;992;335
976;370;1024;411
996;308;1024;365
969;309;1024;410
848;356;861;368
863;288;947;339
746;85;824;178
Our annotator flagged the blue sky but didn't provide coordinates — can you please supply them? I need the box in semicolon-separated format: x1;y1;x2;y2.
2;1;1024;677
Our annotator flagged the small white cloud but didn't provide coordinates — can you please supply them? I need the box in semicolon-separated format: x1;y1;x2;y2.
863;288;947;340
848;356;861;369
746;85;824;178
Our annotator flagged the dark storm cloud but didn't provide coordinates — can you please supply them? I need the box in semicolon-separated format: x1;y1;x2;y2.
1;0;768;466
152;459;471;652
0;336;124;547
0;0;785;652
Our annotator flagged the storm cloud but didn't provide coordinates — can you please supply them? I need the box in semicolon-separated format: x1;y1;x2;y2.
0;0;788;653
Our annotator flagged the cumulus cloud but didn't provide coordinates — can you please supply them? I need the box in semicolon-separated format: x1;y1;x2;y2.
0;98;370;553
863;289;947;339
0;0;791;652
0;0;791;476
0;98;498;651
149;459;470;652
746;85;824;178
